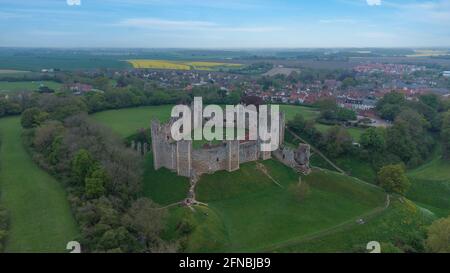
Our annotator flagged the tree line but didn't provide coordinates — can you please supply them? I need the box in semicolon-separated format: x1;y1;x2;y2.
21;95;177;252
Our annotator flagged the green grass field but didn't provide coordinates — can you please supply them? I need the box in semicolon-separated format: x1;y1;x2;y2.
142;155;190;206
275;198;434;253
279;105;320;121
0;81;62;93
165;160;385;252
92;105;173;137
0;117;79;252
406;152;450;218
315;123;365;141
94;105;421;253
93;104;324;138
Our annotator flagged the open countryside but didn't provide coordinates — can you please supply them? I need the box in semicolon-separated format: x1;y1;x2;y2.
127;59;243;71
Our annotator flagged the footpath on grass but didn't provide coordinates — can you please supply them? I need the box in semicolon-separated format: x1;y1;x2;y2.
0;116;79;252
287;128;346;174
256;194;391;253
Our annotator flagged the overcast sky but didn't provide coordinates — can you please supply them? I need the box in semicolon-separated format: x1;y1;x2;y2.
1;0;450;48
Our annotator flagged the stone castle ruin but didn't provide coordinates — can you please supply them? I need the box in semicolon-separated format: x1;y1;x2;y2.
151;106;311;180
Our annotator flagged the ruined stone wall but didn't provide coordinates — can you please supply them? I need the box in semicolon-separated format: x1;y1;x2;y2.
273;144;311;174
279;112;285;146
151;120;177;171
150;110;309;178
239;141;259;163
177;140;192;177
191;144;228;175
227;141;240;172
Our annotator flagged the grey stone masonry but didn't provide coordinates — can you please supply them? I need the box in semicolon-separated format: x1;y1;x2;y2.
150;109;310;178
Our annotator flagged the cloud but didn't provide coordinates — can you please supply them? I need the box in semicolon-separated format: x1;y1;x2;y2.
118;18;217;29
390;0;450;23
67;0;81;6
366;0;381;6
117;18;281;33
319;19;357;24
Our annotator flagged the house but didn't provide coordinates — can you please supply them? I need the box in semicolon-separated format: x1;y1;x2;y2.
67;83;93;95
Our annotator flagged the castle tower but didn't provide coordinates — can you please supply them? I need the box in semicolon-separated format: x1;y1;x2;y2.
227;141;240;172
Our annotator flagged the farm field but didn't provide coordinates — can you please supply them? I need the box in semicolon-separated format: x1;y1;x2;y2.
0;117;79;252
406;49;450;57
0;70;29;75
0;81;62;93
127;59;243;71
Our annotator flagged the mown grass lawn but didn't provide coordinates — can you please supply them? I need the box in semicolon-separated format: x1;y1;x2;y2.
407;153;450;218
142;154;190;206
275;199;434;253
92;105;173;137
178;160;385;252
0;117;79;252
279;105;320;121
93;105;322;138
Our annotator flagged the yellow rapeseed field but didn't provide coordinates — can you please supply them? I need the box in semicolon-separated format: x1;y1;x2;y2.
127;59;243;71
127;60;191;70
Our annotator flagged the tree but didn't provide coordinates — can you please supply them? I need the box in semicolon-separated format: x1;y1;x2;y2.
124;198;167;250
288;114;306;132
336;107;357;121
385;109;433;167
72;149;95;185
377;164;410;195
321;126;353;158
376;92;406;121
85;167;108;198
419;93;441;111
442;111;450;160
426;216;450;253
360;127;386;152
316;98;338;113
21;107;49;128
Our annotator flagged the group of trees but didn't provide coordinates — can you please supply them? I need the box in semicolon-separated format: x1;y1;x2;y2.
83;85;242;114
426;215;450;253
362;92;450;170
0;205;8;252
288;114;354;159
21;96;175;252
1;73;243;119
442;110;450;159
316;98;357;125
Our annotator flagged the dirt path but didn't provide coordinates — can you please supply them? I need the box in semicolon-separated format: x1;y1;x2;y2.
255;193;391;252
256;162;284;188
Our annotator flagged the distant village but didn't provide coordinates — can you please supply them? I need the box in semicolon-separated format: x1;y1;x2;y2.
35;61;450;123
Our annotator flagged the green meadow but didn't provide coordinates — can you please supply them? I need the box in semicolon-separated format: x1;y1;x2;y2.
92;105;173;137
0;117;79;252
406;151;450;218
162;162;386;252
0;81;62;93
